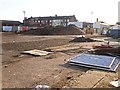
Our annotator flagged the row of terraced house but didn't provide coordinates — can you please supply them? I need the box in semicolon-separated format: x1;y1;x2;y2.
0;15;78;32
23;15;77;28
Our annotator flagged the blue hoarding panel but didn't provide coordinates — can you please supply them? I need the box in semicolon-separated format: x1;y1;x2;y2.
3;26;12;31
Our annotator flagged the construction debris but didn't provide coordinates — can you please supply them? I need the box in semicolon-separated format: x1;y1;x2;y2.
110;80;120;87
19;26;85;35
35;85;50;90
22;49;52;56
92;44;112;49
68;54;120;72
70;36;96;42
89;44;120;56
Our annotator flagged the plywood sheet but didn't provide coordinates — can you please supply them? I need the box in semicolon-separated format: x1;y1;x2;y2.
22;50;52;56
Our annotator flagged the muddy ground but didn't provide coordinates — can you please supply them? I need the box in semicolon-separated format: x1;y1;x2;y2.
1;32;120;89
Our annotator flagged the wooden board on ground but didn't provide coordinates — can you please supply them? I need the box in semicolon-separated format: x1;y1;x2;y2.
22;49;52;56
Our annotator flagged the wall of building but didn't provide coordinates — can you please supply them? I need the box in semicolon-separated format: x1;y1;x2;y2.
93;22;101;29
93;21;110;34
69;17;77;22
52;20;64;27
2;26;19;32
23;15;77;27
67;22;83;28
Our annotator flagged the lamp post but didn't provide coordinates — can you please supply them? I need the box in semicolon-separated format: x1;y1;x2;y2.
23;11;26;25
91;12;93;23
23;11;25;19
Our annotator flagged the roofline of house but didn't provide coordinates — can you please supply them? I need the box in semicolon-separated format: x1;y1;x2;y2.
26;15;76;20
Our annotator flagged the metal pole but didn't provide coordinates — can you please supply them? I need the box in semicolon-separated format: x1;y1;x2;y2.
23;11;25;19
118;1;120;22
91;12;93;23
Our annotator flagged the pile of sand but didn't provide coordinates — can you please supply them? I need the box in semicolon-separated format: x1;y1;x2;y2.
19;26;85;35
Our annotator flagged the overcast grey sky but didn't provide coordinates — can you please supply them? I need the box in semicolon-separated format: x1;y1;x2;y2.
0;0;119;24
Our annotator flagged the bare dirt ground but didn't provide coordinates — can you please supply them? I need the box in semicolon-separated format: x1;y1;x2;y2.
1;32;120;89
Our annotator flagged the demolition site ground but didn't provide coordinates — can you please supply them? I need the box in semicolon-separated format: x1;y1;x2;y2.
1;32;120;89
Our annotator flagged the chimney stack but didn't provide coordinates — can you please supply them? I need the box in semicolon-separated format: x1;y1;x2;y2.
55;14;57;17
96;18;98;22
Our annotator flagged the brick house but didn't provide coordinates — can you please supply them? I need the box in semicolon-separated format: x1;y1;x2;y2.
23;15;77;28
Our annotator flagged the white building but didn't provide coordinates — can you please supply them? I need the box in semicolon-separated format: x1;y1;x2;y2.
118;1;120;22
52;20;65;27
93;19;110;34
67;22;83;28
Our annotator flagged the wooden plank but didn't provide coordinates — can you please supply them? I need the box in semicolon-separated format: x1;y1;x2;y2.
22;50;52;56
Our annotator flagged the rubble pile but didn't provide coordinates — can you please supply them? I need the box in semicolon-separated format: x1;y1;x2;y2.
70;36;96;42
20;26;85;35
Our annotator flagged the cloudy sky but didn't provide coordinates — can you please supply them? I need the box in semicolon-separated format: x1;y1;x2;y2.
0;0;119;24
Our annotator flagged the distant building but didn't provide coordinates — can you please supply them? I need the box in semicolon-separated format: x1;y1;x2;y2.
67;22;83;28
1;20;21;26
23;15;77;28
83;22;93;34
0;20;21;32
86;22;93;28
67;21;93;29
93;18;110;34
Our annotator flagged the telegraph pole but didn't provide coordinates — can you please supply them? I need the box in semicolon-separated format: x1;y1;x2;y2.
91;12;93;23
23;11;25;19
23;11;26;25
